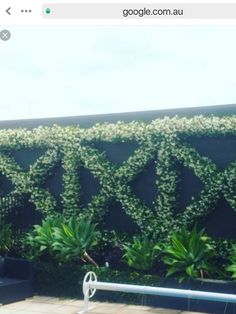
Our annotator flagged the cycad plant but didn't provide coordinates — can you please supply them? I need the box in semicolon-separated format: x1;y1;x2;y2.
162;227;214;282
123;236;160;271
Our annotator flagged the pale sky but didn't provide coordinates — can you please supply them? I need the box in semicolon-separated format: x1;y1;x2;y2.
0;26;236;121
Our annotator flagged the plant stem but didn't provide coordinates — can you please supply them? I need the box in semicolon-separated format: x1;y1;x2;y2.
82;251;99;268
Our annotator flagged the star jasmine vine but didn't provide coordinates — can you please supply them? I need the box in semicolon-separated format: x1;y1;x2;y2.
0;115;235;242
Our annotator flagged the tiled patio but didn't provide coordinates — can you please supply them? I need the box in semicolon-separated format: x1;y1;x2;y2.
0;296;208;314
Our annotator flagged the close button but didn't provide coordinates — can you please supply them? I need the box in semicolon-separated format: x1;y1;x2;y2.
0;30;11;41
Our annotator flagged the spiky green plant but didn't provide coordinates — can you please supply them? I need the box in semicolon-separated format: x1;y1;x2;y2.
162;227;214;282
25;216;63;259
25;215;98;265
123;236;160;271
52;216;98;266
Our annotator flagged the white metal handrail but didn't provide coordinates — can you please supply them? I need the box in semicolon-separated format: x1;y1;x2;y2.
78;271;236;313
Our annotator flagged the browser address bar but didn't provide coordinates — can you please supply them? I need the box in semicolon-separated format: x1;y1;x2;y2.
42;3;236;19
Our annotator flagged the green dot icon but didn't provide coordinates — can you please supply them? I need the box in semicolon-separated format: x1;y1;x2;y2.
46;8;51;14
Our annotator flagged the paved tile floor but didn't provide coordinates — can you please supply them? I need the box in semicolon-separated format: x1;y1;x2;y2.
0;296;209;314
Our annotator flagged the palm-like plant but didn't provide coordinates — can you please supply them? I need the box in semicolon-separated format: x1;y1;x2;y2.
162;227;214;283
123;236;160;271
53;216;98;266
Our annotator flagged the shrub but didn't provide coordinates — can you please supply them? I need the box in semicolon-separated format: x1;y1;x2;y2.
162;227;214;282
123;236;160;271
53;216;98;266
24;215;98;266
24;216;63;260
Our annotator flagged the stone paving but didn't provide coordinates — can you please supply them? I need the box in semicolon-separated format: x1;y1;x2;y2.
0;296;209;314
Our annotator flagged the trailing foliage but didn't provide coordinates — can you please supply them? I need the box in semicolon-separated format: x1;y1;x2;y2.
162;227;215;282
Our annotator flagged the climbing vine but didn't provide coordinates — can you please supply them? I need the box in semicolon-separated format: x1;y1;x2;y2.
0;116;235;240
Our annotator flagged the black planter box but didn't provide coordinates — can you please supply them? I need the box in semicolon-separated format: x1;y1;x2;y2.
0;257;33;304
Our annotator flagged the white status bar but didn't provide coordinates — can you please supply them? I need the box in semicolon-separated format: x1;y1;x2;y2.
2;2;236;25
